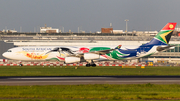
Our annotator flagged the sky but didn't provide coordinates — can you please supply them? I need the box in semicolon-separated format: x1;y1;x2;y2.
0;0;180;33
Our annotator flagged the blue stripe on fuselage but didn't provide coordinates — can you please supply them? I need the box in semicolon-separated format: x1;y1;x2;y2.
116;45;154;58
115;38;168;58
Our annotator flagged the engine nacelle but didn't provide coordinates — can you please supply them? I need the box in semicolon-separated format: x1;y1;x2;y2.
84;53;100;60
65;57;80;63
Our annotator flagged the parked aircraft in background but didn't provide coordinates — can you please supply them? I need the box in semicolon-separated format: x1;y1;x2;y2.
2;23;177;66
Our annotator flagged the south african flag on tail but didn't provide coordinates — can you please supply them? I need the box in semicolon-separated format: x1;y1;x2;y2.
148;23;177;45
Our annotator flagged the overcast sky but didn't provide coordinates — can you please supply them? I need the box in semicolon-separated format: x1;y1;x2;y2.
0;0;180;33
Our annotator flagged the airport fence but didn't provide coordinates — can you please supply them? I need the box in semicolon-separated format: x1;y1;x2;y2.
0;60;180;67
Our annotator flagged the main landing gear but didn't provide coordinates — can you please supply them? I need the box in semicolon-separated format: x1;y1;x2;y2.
86;63;96;67
86;60;96;67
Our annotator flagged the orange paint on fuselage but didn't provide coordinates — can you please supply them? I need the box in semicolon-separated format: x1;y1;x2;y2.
17;51;49;60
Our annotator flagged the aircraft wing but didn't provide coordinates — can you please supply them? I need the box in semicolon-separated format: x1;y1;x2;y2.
45;47;60;54
46;47;120;58
88;49;115;55
67;49;116;57
67;53;84;58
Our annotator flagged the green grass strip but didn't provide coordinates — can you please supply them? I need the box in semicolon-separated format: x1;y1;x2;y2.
0;84;180;101
1;66;180;76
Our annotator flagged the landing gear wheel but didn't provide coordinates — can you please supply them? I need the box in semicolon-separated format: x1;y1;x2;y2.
91;64;96;67
19;64;23;66
86;60;97;67
86;63;96;67
86;64;91;67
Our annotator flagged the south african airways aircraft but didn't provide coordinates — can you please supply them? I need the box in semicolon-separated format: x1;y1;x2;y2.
2;23;177;66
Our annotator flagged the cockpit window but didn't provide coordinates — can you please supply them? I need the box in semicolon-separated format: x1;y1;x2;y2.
7;50;12;52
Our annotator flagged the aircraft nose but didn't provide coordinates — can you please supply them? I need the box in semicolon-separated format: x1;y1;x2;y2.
2;52;8;58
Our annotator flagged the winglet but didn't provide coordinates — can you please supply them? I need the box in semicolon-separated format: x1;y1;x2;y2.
116;45;122;49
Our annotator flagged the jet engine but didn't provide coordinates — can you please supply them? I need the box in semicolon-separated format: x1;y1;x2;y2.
65;57;80;63
84;53;100;60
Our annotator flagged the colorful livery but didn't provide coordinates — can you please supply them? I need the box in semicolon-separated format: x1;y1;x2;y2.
2;23;177;66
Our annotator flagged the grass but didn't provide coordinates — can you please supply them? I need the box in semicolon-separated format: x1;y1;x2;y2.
0;66;180;101
0;84;180;101
0;66;180;76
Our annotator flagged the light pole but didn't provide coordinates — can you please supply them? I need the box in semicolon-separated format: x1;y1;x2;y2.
78;27;79;33
125;19;129;36
20;26;22;33
61;27;64;33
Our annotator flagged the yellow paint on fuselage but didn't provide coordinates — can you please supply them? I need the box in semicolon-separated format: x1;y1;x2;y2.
17;51;49;60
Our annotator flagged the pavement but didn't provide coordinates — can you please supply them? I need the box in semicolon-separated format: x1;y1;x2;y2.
1;76;180;85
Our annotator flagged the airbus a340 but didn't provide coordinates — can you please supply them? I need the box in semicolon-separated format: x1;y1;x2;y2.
3;23;177;66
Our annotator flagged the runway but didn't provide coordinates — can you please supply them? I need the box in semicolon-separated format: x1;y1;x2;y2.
1;76;180;85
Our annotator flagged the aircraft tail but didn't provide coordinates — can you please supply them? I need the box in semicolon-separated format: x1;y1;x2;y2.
147;22;177;45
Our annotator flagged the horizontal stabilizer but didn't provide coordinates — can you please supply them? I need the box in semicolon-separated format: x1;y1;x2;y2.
156;45;176;52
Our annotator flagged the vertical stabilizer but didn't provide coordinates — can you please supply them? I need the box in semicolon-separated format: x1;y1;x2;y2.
148;23;176;45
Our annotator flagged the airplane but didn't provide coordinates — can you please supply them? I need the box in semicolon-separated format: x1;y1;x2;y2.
2;22;177;67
